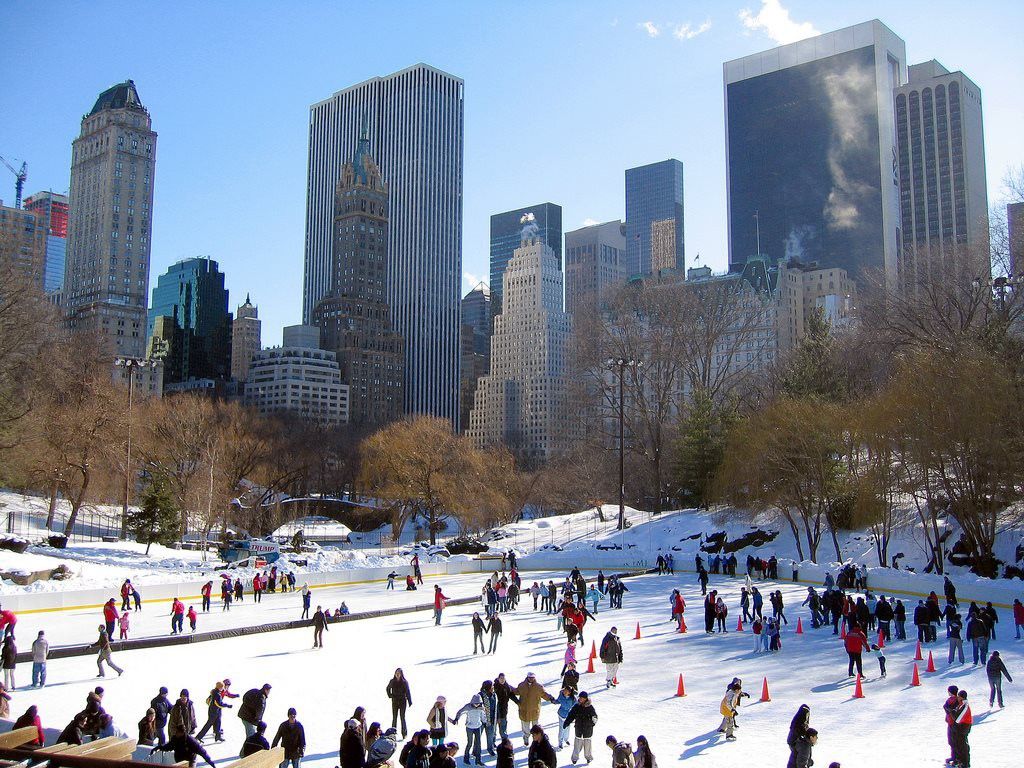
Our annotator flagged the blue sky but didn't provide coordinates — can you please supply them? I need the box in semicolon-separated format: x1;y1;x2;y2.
2;1;1021;344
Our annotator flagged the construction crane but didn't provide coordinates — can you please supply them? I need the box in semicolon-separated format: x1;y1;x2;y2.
0;155;27;209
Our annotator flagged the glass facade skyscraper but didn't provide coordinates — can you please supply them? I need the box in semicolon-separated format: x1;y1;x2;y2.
724;21;906;284
489;203;561;317
625;159;684;278
304;64;464;427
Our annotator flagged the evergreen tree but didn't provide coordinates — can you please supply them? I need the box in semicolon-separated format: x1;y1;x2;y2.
127;474;180;555
673;392;733;509
780;305;845;401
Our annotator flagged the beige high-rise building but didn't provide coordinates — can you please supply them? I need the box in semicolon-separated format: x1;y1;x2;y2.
468;219;573;466
0;202;46;288
231;294;261;382
650;218;677;274
64;80;157;358
565;220;626;318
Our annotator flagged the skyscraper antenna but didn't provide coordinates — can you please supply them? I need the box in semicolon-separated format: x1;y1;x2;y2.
754;210;761;257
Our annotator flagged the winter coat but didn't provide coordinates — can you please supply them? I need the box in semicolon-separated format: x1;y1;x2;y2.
367;731;398;766
31;637;49;663
138;716;158;745
239;689;268;724
948;618;963;640
562;701;597;738
792;736;813;768
168;699;197;738
1;639;16;669
472;615;486;635
151;694;172;728
556;692;576;721
478;689;497;725
913;605;929;626
496;742;515;768
634;745;657;768
273;720;306;760
494;680;515;718
426;703;447;739
876;601;894;622
404;743;432;768
13;712;44;746
986;655;1013;682
339;730;366;768
527;735;557;768
453;702;487;729
57;721;85;746
241;733;270;758
610;741;635;768
967;617;989;640
1014;601;1024;624
844;628;868;654
561;669;580;693
600;632;623;664
514;679;553;722
387;677;412;707
720;689;739;718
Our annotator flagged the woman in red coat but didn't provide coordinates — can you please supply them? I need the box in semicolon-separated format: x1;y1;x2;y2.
13;704;45;747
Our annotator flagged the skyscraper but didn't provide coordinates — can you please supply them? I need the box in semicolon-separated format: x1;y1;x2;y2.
489;203;562;316
564;220;626;317
468;219;573;466
147;257;232;385
231;294;261;383
724;21;906;283
625;160;684;278
895;60;989;281
24;191;68;294
0;202;46;288
459;282;491;432
64;80;157;357
313;131;404;427
304;64;463;426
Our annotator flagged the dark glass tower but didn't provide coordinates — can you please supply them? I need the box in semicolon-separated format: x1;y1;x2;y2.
489;203;561;316
625;160;684;278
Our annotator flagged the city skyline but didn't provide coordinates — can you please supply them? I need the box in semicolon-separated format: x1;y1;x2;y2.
1;1;1021;343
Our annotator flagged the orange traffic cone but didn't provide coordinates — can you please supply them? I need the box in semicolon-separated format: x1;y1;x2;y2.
634;622;641;640
590;641;597;659
675;674;686;697
914;641;923;661
841;623;847;639
910;663;921;686
760;676;771;702
678;616;687;633
853;674;865;698
927;651;936;673
736;616;744;632
795;618;804;635
877;630;885;649
586;656;595;673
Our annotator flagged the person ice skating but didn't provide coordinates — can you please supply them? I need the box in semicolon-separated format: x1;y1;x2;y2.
27;630;47;689
387;572;398;590
272;707;307;768
450;693;487;765
434;585;450;626
152;687;172;744
786;705;810;768
967;612;990;665
171;597;185;634
948;613;965;665
239;683;272;737
554;687;575;751
983;602;998;640
528;726;557;768
103;598;119;638
201;581;212;612
427;696;449;747
844;622;868;678
313;605;329;648
479;680;498;756
197;681;232;742
340;719;366;768
870;645;887;677
302;584;312;620
563;689;597;763
386;668;412;738
633;735;656;768
472;613;486;654
986;651;1012;708
493;673;515;740
600;627;623;688
412;554;424;585
221;578;233;611
93;625;124;677
1;634;16;689
241;721;270;758
234;577;244;603
718;683;740;741
487;614;503;654
515;671;556;745
950;689;973;767
605;735;634;768
121;579;133;612
188;605;198;632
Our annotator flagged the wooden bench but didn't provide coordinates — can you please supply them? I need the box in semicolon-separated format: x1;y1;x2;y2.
0;730;39;750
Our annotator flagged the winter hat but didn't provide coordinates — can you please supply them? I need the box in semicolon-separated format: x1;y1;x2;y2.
578;691;589;699
159;687;168;695
345;720;359;729
527;672;537;679
436;696;447;704
180;689;189;697
470;694;482;705
384;728;397;737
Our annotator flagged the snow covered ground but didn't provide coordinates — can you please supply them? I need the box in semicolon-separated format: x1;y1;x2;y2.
1;570;1020;767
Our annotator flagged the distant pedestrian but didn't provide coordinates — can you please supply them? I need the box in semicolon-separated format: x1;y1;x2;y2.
93;625;123;678
313;606;329;648
434;586;450;626
986;651;1013;709
599;628;623;689
30;630;48;688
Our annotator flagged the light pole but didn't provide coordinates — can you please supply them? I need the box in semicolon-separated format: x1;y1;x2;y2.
114;356;159;537
607;357;640;531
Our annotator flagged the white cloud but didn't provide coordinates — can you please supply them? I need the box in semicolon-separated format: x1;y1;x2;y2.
738;0;819;45
462;271;485;289
638;21;661;37
582;218;600;227
674;19;712;40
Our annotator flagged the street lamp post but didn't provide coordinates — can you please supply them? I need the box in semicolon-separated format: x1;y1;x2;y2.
607;357;640;531
114;356;158;537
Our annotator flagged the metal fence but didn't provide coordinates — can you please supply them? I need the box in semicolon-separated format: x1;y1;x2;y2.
1;500;122;543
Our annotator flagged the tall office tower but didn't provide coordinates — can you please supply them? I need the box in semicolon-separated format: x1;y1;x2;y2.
489;203;562;316
147;257;232;385
231;294;261;383
304;64;463;426
895;60;989;282
313;132;404;426
0;202;47;287
468;219;572;466
24;191;69;293
1009;203;1024;275
64;80;157;357
625;160;684;278
459;282;491;432
565;220;627;317
725;21;907;284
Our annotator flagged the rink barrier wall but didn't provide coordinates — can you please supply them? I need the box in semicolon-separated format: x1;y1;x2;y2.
12;594;482;664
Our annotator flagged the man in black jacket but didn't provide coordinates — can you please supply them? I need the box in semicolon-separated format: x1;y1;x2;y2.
913;601;930;643
151;686;172;745
387;669;413;738
563;691;597;764
313;606;329;648
272;708;306;768
527;725;556;768
493;673;518;740
599;629;623;689
986;651;1013;708
239;684;272;738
